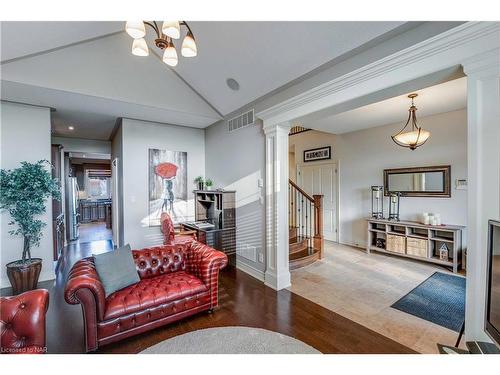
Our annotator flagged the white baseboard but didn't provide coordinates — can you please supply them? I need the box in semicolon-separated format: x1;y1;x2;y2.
236;262;265;282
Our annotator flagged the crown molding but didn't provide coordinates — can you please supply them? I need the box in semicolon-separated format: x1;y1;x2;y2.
257;22;500;125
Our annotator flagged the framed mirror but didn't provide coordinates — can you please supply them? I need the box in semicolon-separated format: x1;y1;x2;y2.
384;165;451;197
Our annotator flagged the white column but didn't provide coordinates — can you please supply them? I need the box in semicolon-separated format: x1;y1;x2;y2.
263;121;291;290
463;48;500;341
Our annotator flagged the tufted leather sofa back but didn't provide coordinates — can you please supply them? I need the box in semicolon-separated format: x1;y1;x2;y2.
160;212;176;245
132;245;188;279
0;289;49;354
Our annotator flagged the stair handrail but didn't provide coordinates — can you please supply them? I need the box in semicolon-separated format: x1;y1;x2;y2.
288;179;314;202
288;179;324;259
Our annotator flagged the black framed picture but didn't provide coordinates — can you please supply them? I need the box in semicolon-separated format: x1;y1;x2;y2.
303;146;331;162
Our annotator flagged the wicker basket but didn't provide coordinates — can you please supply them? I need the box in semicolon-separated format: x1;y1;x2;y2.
386;234;406;254
406;237;428;258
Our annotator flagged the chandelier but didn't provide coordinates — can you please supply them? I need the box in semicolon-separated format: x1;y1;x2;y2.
125;21;197;67
391;93;430;150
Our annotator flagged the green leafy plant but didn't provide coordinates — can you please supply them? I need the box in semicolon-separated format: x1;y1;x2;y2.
194;176;204;184
205;178;214;188
0;160;60;264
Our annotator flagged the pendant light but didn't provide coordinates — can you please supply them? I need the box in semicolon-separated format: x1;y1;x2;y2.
163;40;178;66
181;30;197;57
131;38;149;56
391;93;430;150
162;21;181;39
125;21;146;39
125;21;197;67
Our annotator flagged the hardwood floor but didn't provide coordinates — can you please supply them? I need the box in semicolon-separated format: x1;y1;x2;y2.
2;240;415;354
77;222;112;243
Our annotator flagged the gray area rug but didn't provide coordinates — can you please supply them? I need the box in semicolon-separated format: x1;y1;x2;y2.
140;326;321;354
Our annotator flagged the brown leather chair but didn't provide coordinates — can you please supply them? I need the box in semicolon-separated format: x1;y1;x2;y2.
0;289;49;354
65;241;227;352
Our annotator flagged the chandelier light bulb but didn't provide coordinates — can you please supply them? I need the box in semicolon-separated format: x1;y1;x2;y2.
163;43;178;66
131;38;149;56
162;21;181;39
125;21;146;39
181;31;197;57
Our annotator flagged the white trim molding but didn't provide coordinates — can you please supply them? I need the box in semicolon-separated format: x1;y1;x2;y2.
236;262;265;282
264;121;292;290
256;21;500;341
256;22;500;126
463;47;500;342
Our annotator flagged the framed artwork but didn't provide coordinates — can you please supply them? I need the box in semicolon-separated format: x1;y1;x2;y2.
148;149;188;226
303;146;331;162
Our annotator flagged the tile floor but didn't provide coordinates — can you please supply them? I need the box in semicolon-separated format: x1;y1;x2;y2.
289;241;466;353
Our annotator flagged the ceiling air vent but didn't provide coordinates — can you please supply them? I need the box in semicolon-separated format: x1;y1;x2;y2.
228;109;254;133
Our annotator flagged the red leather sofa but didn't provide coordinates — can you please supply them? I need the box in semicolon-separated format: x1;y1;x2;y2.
64;241;227;352
0;289;49;354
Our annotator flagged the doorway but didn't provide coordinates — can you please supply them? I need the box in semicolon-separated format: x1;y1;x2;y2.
297;163;338;242
64;151;113;246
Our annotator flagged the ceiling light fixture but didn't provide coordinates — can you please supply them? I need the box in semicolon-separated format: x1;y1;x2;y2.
125;21;197;67
68;126;75;131
391;93;430;150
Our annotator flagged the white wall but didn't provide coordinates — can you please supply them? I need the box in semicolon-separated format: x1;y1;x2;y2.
205;120;266;278
118;118;205;249
289;130;337;174
1;102;54;287
290;109;467;249
335;109;467;247
51;136;111;154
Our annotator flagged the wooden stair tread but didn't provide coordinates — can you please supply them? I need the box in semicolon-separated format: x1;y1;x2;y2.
289;248;321;270
289;237;308;254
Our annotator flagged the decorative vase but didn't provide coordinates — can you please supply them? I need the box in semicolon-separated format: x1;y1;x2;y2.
198;182;205;190
6;258;42;295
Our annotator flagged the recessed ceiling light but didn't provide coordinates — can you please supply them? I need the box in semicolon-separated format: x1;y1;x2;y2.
226;78;240;91
68;126;75;131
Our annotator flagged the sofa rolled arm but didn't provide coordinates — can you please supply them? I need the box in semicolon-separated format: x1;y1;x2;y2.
64;258;106;319
64;257;106;351
185;241;228;308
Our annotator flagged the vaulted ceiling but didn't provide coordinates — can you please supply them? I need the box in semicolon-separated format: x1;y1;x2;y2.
1;21;409;139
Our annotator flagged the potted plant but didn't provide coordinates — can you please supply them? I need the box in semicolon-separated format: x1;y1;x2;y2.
205;178;214;190
194;176;205;190
0;160;60;294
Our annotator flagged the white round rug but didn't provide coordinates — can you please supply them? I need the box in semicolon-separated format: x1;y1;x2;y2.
140;326;321;354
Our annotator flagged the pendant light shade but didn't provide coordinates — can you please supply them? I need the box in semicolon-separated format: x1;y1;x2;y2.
125;21;146;39
131;38;149;56
124;21;197;66
391;94;430;150
163;42;178;66
181;31;197;57
162;21;181;39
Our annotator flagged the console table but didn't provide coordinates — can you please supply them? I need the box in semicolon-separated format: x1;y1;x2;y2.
366;218;465;273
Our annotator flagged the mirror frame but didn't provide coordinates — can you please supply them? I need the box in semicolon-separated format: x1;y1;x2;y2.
383;165;451;197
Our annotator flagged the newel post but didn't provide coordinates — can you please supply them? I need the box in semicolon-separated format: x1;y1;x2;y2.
313;195;324;259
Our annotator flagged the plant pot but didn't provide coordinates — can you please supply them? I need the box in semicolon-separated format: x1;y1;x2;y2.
6;258;42;295
198;182;205;190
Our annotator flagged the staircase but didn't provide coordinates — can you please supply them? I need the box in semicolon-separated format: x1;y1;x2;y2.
289;179;323;270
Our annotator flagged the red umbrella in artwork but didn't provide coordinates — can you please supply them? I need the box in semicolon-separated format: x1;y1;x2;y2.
155;162;178;179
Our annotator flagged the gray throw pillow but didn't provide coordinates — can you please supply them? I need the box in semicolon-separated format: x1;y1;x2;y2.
93;244;141;297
